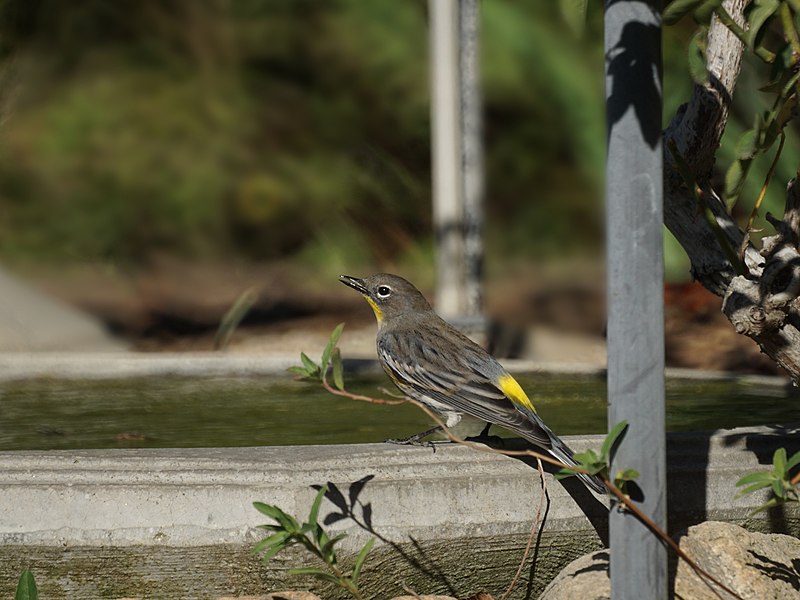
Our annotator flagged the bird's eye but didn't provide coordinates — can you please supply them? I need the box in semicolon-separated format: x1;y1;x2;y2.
376;285;392;298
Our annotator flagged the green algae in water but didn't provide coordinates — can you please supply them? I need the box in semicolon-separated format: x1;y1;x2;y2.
0;373;797;450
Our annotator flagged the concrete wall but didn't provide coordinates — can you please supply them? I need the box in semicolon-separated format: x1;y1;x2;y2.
1;426;798;599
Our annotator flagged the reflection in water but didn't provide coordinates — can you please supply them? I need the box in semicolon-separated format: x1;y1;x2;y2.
1;373;797;450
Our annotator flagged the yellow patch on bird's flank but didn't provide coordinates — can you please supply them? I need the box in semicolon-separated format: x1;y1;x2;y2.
498;374;536;412
364;295;384;322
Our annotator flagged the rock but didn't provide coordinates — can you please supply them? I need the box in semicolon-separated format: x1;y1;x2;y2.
674;521;800;600
0;267;125;351
391;596;458;600
540;521;800;600
538;550;609;600
217;593;322;600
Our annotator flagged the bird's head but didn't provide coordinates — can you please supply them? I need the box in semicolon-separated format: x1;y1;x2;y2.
339;273;432;323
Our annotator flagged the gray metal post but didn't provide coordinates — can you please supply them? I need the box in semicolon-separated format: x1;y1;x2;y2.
430;0;465;319
459;0;484;318
430;0;484;323
605;2;666;599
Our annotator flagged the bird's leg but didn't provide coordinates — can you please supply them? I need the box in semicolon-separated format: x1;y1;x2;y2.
465;422;505;448
385;425;442;448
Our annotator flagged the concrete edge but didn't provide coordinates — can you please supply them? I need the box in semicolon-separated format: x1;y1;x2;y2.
0;352;793;389
1;425;799;550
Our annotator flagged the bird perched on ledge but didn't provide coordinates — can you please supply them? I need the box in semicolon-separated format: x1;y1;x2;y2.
340;272;606;495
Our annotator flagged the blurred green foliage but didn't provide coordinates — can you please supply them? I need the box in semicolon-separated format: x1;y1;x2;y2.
0;1;795;282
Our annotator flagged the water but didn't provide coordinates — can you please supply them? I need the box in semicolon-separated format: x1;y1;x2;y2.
0;373;797;451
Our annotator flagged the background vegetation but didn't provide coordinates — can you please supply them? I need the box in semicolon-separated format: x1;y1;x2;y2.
0;1;795;282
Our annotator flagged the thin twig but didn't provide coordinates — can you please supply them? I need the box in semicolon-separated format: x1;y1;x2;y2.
321;371;745;600
604;478;742;600
500;458;548;600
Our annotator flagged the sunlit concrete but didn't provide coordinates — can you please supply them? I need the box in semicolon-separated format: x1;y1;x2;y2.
0;426;798;599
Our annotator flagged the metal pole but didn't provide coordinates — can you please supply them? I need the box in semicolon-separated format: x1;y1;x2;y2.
605;2;666;599
430;0;465;319
459;0;484;318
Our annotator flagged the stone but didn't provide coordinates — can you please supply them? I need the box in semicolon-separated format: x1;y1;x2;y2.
674;520;800;600
539;521;800;600
537;550;609;600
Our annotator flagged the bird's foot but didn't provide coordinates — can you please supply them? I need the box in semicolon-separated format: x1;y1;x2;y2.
384;425;442;450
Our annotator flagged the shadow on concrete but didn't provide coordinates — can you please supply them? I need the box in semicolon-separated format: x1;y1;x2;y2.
315;476;460;597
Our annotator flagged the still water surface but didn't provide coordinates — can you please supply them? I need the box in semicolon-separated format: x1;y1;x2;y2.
1;373;797;450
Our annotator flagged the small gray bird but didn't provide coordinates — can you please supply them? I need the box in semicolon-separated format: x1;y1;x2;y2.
340;272;606;495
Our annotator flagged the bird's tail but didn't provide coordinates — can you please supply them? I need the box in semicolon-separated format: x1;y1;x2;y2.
545;432;607;495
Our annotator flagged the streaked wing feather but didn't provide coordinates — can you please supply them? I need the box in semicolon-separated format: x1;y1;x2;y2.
378;338;550;447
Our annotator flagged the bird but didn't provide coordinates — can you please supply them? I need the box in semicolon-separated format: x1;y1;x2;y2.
339;272;606;495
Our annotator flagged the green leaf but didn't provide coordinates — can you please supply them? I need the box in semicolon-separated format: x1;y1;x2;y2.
332;348;345;391
771;478;786;497
746;0;780;50
601;420;628;461
663;0;707;25
287;366;311;377
15;571;38;600
351;537;376;585
308;485;328;527
615;468;640;482
320;532;348;558
687;27;709;85
751;496;784;514
735;471;773;487
773;447;788;475
253;502;299;531
252;530;291;555
321;323;345;374
554;468;579;480
573;449;599;465
257;542;286;564
785;450;800;471
737;481;773;497
724;159;745;201
287;567;342;585
735;128;757;159
300;352;319;376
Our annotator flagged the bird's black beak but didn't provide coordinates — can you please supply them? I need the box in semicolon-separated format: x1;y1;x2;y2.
339;275;369;295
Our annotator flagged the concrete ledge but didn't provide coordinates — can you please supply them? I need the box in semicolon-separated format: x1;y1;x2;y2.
1;426;799;598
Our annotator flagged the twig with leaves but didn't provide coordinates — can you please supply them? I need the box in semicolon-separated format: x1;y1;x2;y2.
283;324;746;600
253;485;375;600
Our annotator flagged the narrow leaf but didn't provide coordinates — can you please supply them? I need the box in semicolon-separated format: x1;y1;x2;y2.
288;567;341;585
252;530;291;555
351;537;376;585
308;485;328;527
287;366;310;377
300;352;319;375
616;468;640;482
785;450;800;470
735;129;757;159
735;471;773;487
724;159;745;201
688;27;708;85
320;533;348;558
773;447;788;475
321;323;346;374
253;502;299;531
746;0;780;50
736;482;773;497
601;420;629;460
15;571;38;600
332;348;345;391
257;542;286;564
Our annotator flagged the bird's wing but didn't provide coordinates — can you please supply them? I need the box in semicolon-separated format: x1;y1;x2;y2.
378;330;551;447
